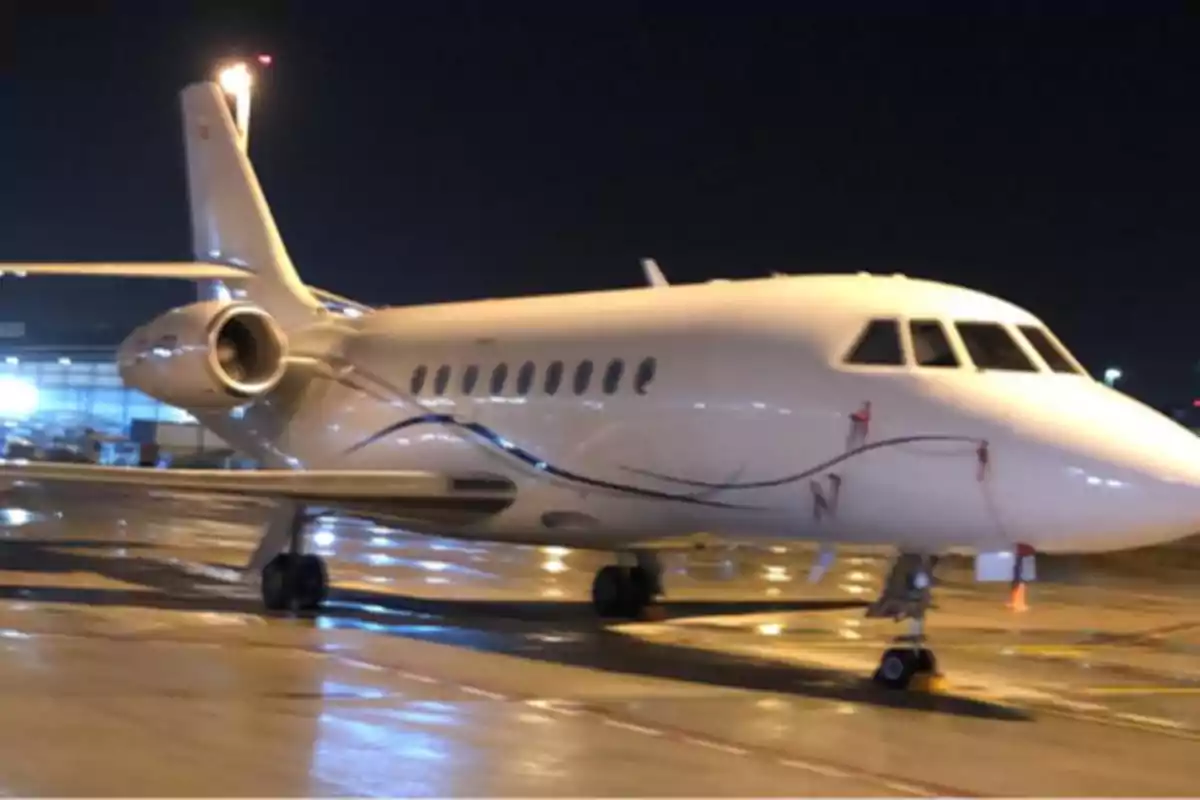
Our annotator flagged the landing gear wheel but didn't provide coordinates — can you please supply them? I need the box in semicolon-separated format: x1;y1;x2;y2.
591;565;654;619
260;553;329;612
873;647;938;690
261;554;293;611
294;553;329;611
629;566;657;607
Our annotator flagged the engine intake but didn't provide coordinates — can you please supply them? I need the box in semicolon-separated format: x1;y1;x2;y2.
118;301;288;409
208;306;287;396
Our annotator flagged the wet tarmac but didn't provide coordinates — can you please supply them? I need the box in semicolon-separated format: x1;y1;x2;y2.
0;495;1196;796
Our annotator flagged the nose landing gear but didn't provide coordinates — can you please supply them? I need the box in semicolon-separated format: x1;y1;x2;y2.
875;645;938;690
867;552;942;690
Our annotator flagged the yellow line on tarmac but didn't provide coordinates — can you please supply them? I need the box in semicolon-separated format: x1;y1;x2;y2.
1012;646;1090;656
1083;686;1200;696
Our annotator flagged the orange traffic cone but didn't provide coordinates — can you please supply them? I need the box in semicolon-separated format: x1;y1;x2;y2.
1007;582;1028;612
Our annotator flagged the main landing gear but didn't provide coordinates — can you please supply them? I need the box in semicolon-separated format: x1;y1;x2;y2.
591;551;664;619
251;502;329;613
866;552;941;690
261;552;328;612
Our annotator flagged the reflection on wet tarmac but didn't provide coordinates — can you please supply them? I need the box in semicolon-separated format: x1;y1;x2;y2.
0;496;1194;794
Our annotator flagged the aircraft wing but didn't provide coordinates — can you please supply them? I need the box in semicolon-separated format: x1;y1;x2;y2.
0;461;515;527
0;262;251;280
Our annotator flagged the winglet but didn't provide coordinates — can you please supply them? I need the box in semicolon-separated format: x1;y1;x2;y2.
641;258;669;288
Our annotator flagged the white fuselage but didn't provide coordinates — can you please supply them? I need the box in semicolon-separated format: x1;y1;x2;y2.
21;82;1197;561
190;273;1200;556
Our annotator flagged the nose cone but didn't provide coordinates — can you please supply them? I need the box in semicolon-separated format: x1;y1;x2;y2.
993;381;1200;553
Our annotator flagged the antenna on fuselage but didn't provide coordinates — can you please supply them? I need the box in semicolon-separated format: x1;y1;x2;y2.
641;257;669;288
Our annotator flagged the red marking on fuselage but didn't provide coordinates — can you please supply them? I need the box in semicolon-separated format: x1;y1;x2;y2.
845;401;872;452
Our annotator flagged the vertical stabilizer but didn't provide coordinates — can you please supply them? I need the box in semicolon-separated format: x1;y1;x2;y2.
180;82;321;329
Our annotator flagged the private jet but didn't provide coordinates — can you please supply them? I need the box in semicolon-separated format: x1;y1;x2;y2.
4;78;1200;689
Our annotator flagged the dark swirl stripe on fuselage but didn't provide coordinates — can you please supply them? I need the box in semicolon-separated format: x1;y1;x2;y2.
344;413;751;508
621;434;986;490
345;410;985;508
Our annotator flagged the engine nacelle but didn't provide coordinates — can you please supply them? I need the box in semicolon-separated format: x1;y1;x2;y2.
117;301;288;409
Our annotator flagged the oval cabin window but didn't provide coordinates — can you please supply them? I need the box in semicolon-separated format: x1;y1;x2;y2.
462;364;480;394
410;365;428;394
634;357;656;394
603;359;624;394
573;360;594;395
544;361;564;395
433;365;451;395
490;363;509;395
517;361;536;395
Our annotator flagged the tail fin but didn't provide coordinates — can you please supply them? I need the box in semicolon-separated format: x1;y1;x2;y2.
180;82;321;329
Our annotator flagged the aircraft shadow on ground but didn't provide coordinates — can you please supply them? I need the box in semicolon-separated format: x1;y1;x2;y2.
328;592;1030;722
0;538;1029;722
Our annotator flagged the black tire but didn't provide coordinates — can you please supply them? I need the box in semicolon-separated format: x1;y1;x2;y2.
592;565;635;618
294;554;329;611
628;566;658;608
873;647;919;690
261;554;293;611
915;648;938;675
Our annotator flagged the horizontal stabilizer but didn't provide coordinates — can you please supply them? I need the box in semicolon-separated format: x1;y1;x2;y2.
0;262;251;280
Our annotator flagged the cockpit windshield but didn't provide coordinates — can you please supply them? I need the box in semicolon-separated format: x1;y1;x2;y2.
841;317;1081;376
1017;325;1082;374
844;319;904;365
954;322;1037;372
909;320;958;367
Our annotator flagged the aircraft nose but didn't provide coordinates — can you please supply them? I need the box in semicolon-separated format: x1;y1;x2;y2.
998;385;1200;552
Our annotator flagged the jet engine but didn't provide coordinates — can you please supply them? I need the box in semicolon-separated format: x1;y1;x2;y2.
117;300;288;409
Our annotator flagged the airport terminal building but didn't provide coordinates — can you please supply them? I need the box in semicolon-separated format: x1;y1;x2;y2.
0;292;367;459
0;321;194;455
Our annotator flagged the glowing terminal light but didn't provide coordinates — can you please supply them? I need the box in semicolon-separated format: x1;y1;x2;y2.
0;376;38;419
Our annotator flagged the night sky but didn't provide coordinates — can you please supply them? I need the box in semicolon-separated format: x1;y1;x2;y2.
3;2;1200;409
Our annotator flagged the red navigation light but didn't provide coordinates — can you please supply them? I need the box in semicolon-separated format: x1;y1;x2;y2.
257;54;273;66
1193;399;1200;408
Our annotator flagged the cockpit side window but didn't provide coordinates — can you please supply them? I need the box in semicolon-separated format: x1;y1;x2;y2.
909;320;958;368
844;319;904;366
955;322;1037;372
1018;326;1081;374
